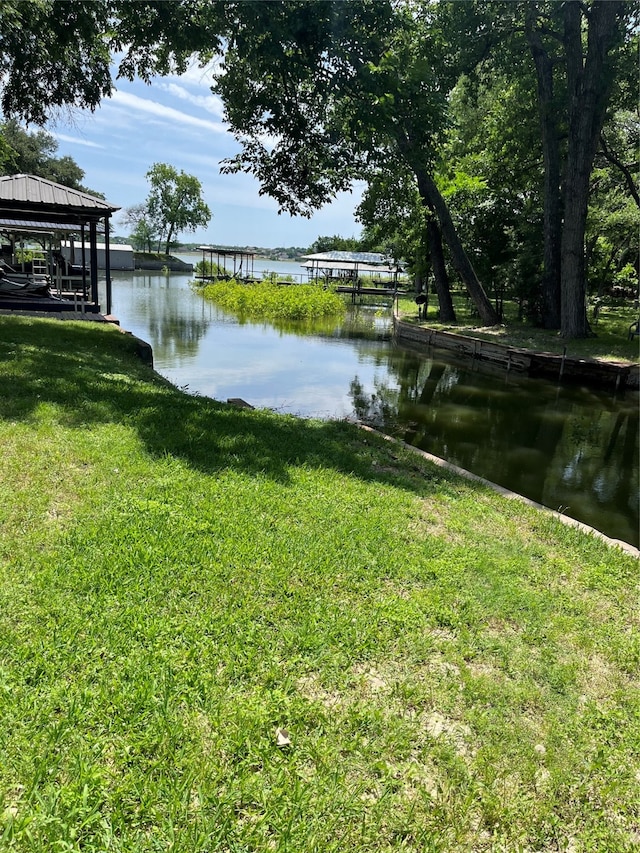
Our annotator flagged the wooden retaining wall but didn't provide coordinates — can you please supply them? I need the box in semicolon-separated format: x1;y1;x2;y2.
394;317;639;390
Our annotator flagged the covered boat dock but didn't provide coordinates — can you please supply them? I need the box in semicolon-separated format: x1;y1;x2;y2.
301;251;407;295
0;174;119;315
196;246;257;281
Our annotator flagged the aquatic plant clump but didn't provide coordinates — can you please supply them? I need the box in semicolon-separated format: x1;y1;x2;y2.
200;279;346;321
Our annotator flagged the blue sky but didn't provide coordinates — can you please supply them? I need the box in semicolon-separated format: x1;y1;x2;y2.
51;59;363;249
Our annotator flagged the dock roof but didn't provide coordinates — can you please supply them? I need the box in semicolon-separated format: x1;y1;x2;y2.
302;251;390;265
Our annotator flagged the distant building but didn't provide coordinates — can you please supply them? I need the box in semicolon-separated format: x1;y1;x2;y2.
61;240;134;271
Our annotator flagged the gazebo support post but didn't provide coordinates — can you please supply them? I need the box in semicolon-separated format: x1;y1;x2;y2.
80;224;88;300
89;220;99;307
104;214;112;316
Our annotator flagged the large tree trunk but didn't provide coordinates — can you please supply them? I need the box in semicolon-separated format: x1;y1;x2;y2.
560;0;624;338
525;7;561;329
415;168;500;326
426;218;456;322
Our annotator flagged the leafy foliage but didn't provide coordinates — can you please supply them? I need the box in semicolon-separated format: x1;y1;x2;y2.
0;1;636;339
0;119;101;195
121;203;161;253
0;0;112;125
145;163;211;255
0;1;227;126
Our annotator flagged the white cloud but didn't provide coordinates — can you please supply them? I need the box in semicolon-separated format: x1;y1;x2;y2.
164;57;221;89
159;82;225;118
51;64;363;247
109;90;227;134
53;133;104;149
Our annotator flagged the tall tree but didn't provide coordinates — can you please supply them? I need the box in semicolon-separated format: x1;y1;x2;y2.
524;4;563;329
442;67;547;321
587;109;640;295
560;0;627;338
214;0;499;325
446;0;633;336
145;163;211;255
356;162;456;320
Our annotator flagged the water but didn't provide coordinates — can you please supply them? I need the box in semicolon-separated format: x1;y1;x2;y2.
101;262;639;547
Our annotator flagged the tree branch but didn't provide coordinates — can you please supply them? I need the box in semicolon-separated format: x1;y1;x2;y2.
599;132;640;208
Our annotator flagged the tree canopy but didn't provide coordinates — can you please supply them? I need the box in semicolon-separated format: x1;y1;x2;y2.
0;119;102;195
212;0;636;337
144;163;211;256
215;1;500;324
0;1;225;125
0;0;636;338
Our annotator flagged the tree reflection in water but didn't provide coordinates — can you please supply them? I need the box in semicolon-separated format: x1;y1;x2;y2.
348;348;639;547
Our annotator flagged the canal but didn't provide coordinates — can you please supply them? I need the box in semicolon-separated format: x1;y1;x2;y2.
101;261;639;548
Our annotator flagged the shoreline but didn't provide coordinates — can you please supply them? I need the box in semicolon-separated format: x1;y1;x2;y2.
394;312;639;390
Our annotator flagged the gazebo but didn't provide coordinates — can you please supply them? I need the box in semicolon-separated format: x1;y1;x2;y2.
0;174;120;314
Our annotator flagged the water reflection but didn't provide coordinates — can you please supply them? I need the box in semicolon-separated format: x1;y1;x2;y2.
349;349;639;547
117;273;212;362
104;268;638;546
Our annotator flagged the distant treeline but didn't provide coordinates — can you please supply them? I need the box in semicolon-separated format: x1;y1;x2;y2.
109;235;365;261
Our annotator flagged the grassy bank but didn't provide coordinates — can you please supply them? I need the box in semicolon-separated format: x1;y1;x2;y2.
0;315;638;852
397;294;639;364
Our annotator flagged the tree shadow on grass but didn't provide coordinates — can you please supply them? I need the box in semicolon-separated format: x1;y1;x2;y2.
0;316;449;492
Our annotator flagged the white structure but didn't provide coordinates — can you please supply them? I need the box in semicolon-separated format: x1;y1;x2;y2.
61;240;134;271
301;251;404;282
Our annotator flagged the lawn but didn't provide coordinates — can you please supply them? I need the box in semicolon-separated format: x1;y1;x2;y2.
0;315;638;852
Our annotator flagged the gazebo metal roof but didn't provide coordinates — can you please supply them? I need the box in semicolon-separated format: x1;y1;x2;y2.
197;245;256;279
0;218;105;234
0;174;119;219
301;260;396;273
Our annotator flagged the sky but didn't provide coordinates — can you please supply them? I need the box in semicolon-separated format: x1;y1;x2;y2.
50;59;364;250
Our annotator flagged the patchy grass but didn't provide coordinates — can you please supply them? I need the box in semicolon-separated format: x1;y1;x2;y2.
397;294;640;363
0;315;638;852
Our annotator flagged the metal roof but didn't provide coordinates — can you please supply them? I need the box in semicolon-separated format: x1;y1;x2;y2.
198;245;256;257
302;251;390;265
0;218;101;234
301;260;398;273
0;174;119;213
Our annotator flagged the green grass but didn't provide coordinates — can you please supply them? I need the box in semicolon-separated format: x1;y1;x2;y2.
397;293;640;363
0;315;638;852
198;279;346;321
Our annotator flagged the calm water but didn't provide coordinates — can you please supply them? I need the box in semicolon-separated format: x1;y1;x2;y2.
101;261;639;548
